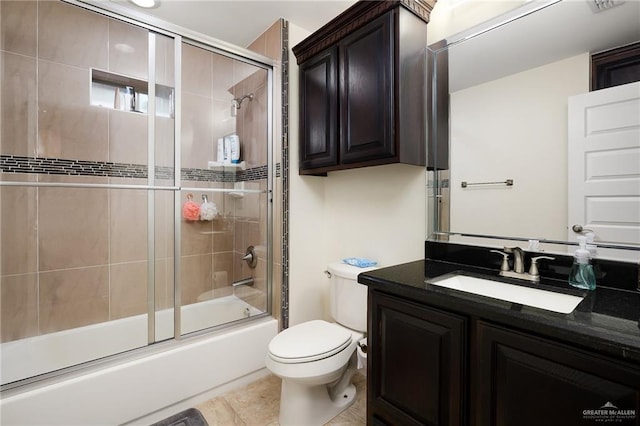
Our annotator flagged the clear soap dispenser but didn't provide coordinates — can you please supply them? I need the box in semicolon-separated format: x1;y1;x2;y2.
568;236;596;290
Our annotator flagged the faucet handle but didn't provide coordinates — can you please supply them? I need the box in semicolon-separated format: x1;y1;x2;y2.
490;250;510;272
529;256;555;278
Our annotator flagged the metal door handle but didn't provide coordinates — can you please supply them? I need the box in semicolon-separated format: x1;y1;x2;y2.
572;224;594;233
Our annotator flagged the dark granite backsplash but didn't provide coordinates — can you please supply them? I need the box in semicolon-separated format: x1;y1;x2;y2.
425;240;639;292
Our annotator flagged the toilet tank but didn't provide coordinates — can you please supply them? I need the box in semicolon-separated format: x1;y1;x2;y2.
327;262;377;332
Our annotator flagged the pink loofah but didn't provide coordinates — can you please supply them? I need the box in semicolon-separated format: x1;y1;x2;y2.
182;194;200;221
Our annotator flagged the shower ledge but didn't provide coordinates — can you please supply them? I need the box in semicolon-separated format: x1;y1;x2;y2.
208;161;246;171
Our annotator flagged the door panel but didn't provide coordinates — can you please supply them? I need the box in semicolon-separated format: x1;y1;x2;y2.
299;47;338;170
369;291;466;426
475;321;640;426
339;13;394;164
568;82;640;258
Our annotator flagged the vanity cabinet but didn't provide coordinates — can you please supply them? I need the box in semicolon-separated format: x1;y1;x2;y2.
368;291;466;426
367;290;640;426
475;322;640;426
293;0;436;175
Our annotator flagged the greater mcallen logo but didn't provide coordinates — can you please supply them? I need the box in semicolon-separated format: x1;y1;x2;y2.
582;402;636;422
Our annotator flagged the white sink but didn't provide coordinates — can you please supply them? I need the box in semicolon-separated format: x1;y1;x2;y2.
428;274;584;314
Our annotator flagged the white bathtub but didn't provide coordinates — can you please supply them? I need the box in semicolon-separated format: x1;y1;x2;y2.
0;296;277;425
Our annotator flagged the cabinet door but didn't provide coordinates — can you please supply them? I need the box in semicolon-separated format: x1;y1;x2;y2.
299;46;338;171
369;291;466;426
474;321;640;426
339;12;394;164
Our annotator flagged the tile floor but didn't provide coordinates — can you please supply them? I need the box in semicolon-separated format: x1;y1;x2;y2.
196;372;367;426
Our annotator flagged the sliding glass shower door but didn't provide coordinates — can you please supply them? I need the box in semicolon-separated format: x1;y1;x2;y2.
177;41;272;334
0;0;273;387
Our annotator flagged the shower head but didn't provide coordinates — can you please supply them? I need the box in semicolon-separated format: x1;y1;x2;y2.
230;93;254;117
233;93;254;108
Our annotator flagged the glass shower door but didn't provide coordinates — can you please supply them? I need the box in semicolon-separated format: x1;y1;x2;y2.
178;42;272;335
0;2;176;385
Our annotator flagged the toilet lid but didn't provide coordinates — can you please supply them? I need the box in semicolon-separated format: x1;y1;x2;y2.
268;320;352;364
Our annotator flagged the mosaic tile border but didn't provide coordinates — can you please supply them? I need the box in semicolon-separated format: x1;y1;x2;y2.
281;20;290;329
0;155;278;183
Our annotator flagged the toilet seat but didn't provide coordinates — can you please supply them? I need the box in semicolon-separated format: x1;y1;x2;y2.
268;320;352;364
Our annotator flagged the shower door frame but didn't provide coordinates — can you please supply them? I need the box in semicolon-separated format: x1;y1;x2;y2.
71;0;278;342
175;37;275;339
0;0;277;390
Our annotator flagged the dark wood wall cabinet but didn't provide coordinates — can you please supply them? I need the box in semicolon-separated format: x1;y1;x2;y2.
292;0;437;175
591;41;640;91
367;290;640;426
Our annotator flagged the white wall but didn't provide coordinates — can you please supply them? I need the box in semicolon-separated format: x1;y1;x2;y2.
287;24;426;326
288;23;329;326
449;53;589;239
321;164;426;318
287;0;558;326
324;165;426;266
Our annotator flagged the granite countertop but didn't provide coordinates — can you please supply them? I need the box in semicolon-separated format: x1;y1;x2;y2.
358;259;640;364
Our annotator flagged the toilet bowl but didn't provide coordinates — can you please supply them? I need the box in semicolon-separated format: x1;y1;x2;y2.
265;262;376;426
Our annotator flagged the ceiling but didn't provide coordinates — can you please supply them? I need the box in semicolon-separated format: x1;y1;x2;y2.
97;0;357;48
447;0;640;92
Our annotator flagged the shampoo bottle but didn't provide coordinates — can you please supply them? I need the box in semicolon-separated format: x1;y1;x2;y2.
229;134;240;164
217;138;225;163
223;136;232;164
568;236;596;290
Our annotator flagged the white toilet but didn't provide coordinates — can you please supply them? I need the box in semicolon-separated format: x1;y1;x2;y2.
265;262;375;426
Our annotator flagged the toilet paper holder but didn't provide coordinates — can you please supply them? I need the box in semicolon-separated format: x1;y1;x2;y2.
357;337;368;371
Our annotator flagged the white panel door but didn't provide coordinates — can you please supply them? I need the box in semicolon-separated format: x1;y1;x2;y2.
568;81;640;260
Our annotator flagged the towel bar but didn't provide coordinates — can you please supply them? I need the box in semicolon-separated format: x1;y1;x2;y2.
461;179;513;188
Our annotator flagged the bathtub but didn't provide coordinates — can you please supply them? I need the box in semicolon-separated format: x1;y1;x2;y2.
0;295;278;425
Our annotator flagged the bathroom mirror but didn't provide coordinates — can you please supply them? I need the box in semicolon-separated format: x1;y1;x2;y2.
427;0;640;260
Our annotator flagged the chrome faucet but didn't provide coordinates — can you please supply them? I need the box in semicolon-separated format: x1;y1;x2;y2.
491;247;555;283
505;247;525;273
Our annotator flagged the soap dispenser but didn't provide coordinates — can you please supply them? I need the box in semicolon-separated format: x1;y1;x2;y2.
568;236;596;290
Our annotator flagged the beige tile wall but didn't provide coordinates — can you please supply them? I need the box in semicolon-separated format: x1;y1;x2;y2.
37;1;109;70
1;51;37;156
0;273;39;341
38;59;110;161
0;1;173;343
37;177;110;271
0;1;282;343
1;1;38;57
109;111;148;165
108;19;148;80
0;175;38;276
178;36;275;317
38;265;110;334
0;173;39;341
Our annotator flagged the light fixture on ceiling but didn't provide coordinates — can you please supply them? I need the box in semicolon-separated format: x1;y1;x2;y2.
129;0;157;8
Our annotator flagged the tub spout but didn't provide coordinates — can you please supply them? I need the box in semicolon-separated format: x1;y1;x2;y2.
232;278;254;288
